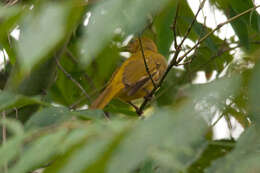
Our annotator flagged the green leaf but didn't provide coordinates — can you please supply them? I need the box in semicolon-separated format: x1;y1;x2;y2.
16;2;68;75
138;160;155;173
9;130;67;173
206;126;260;173
154;0;177;57
104;99;138;117
0;91;46;112
45;121;131;173
0;118;24;136
157;69;187;106
43;124;107;173
24;107;72;131
229;7;249;49
0;5;23;64
0;135;25;169
191;75;241;113
79;0;172;65
187;139;235;173
74;109;107;120
185;44;233;74
249;61;260;126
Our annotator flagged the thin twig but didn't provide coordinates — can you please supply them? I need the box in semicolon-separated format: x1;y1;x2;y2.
137;0;206;114
162;0;207;84
171;0;180;49
189;45;240;70
65;48;78;64
176;5;260;64
65;48;96;90
211;113;225;127
138;35;157;88
5;0;19;6
176;59;192;66
137;3;260;115
14;108;18;119
104;112;110;121
177;0;206;52
55;58;91;102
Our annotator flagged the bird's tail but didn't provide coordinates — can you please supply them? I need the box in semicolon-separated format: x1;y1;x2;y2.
90;84;122;109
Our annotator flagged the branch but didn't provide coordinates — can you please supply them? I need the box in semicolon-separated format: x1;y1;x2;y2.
176;4;260;64
177;0;206;52
65;48;96;90
161;0;207;87
55;58;91;103
138;35;157;88
137;0;206;114
171;0;181;49
137;3;260;115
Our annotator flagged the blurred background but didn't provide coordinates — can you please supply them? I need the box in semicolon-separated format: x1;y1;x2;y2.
1;0;260;172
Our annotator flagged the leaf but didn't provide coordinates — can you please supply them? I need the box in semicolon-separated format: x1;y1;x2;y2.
187;139;235;173
16;2;68;75
8;0;85;92
156;69;188;106
0;135;25;170
206;126;260;173
229;7;249;49
24;107;72;131
0;91;46;112
25;107;104;131
43;124;106;173
45;121;131;173
0;5;23;64
191;75;241;117
185;44;233;74
9;130;68;173
86;42;123;92
209;0;255;50
74;109;107;120
104;99;138;117
0;118;24;136
107;108;207;173
79;0;172;65
43;75;240;173
249;61;260;126
138;160;155;173
154;0;177;57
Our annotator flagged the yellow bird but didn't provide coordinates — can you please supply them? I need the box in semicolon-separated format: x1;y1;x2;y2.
90;37;167;109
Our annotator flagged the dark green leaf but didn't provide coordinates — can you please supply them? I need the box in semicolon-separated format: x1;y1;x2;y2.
0;91;46;112
24;107;72;131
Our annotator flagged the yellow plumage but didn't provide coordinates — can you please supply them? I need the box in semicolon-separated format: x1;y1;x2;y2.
90;37;167;109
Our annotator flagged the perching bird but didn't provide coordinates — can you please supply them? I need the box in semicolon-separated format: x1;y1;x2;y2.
90;37;167;109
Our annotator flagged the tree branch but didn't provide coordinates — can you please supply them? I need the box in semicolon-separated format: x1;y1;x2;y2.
137;3;260;115
55;58;91;103
171;0;181;49
138;35;157;88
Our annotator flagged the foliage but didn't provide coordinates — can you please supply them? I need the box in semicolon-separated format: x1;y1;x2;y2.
0;0;260;172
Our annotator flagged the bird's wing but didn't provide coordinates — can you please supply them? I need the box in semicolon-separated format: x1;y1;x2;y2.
122;54;158;96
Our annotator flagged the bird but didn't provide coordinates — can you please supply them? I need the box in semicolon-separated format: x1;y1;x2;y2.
90;37;167;110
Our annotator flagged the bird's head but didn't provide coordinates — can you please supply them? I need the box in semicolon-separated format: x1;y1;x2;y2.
126;37;158;53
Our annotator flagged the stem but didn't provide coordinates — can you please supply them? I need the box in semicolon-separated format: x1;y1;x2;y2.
137;3;260;115
138;35;157;88
56;58;91;103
